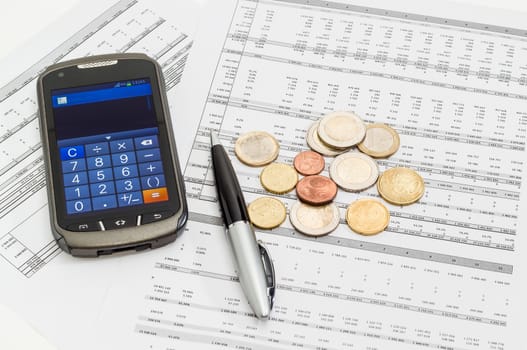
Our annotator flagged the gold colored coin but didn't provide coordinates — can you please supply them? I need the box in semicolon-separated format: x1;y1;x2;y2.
235;131;279;166
377;167;425;205
346;199;390;235
357;123;400;158
318;111;366;149
289;201;340;237
260;163;298;194
306;122;347;157
248;197;287;229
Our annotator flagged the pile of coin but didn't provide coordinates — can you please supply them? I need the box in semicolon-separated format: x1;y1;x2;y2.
233;110;425;237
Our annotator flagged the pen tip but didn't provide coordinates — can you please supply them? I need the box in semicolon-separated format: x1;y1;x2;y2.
210;131;221;146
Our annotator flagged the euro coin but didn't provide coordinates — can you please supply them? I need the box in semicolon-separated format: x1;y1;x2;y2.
289;201;340;237
329;152;379;192
318;111;366;149
346;199;390;235
377;167;425;205
306;122;346;157
296;175;337;205
293;150;325;175
260;163;298;194
357;123;400;158
235;131;279;166
248;197;287;229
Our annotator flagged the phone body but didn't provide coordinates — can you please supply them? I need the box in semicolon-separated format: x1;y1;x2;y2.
37;53;187;257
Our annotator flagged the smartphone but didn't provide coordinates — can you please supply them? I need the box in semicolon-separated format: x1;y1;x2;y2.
37;53;187;257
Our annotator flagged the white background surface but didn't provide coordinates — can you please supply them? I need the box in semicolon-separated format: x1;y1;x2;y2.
0;0;526;349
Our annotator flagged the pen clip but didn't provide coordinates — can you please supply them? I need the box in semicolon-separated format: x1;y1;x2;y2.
257;240;275;311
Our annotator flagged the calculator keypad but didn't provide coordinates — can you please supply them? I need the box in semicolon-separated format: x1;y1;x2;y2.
60;134;169;215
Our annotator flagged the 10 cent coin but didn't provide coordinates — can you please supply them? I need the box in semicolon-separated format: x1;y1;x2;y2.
248;197;287;229
260;163;298;194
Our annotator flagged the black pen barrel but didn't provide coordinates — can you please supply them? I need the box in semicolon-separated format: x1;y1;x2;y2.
211;144;249;225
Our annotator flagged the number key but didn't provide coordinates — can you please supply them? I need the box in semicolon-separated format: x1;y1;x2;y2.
63;172;88;186
90;181;115;197
62;158;86;173
66;198;92;214
114;164;138;179
115;178;140;193
65;185;90;200
88;168;113;183
111;152;136;166
87;155;112;170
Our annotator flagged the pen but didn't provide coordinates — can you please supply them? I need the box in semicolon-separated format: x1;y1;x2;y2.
210;132;275;319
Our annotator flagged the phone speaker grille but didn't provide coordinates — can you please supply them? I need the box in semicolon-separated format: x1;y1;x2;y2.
77;60;118;69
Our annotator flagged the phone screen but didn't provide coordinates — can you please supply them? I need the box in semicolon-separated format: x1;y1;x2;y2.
51;78;171;218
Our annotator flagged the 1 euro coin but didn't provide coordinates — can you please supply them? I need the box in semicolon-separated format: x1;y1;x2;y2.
318;111;366;149
289;201;340;237
329;152;379;192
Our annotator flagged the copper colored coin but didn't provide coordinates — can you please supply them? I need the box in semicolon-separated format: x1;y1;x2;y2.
293;151;325;176
296;175;338;205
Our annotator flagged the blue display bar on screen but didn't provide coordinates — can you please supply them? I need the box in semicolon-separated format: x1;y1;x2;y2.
52;83;152;108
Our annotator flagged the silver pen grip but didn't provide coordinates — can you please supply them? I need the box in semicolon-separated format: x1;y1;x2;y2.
227;221;271;319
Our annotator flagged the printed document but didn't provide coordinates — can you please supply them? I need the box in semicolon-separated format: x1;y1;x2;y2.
97;0;527;349
0;1;197;349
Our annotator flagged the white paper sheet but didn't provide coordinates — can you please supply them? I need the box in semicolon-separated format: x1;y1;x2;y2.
0;304;57;350
0;1;199;349
97;0;527;349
